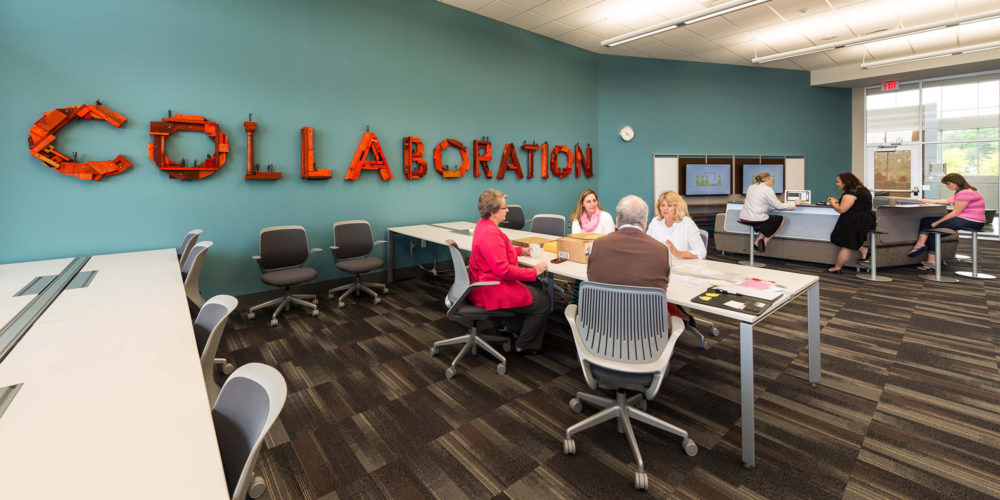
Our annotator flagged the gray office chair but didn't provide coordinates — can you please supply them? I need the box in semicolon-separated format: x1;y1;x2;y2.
676;230;719;348
248;225;321;327
328;220;388;308
177;229;203;269
183;241;212;311
429;240;514;379
563;281;697;491
499;204;525;230
195;295;238;404
530;213;566;237
213;363;287;500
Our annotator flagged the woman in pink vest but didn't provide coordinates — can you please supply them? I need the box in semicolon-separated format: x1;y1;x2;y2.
907;173;987;270
469;189;550;354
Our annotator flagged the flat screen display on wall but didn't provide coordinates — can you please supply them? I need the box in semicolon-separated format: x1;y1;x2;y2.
742;164;784;194
684;164;731;196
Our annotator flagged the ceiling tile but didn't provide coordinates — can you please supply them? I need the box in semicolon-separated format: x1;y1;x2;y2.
507;10;550;29
683;16;742;40
532;0;583;19
611;8;668;31
478;1;523;21
758;59;804;70
554;3;609;27
598;44;652;58
656;31;720;53
691;46;748;65
728;39;776;60
843;4;901;37
786;51;839;69
652;0;713;20
580;18;632;38
766;0;833;21
565;0;604;6
722;6;787;31
798;21;855;46
863;37;913;59
826;0;871;7
958;18;1000;45
906;29;958;53
756;32;815;52
439;0;494;11
824;45;866;64
713;30;756;46
897;0;956;28
532;20;575;36
630;39;695;59
506;0;548;8
556;28;603;48
956;0;1000;17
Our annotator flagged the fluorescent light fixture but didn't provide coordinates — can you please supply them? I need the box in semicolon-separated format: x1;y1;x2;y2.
752;7;1000;64
602;0;771;48
861;40;1000;69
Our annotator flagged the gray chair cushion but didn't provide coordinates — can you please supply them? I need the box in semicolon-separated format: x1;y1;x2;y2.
213;377;269;498
260;228;309;270
335;257;383;274
590;364;654;387
334;222;375;259
261;267;317;287
454;302;516;318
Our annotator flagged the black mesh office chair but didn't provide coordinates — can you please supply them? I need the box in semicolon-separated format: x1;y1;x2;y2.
247;225;321;327
499;204;525;230
328;220;388;308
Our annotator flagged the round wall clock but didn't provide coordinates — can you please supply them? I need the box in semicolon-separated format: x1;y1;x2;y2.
619;125;634;142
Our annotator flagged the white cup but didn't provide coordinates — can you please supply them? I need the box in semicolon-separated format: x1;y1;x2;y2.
529;243;541;258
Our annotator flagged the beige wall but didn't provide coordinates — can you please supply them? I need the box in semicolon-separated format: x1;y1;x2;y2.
851;87;864;179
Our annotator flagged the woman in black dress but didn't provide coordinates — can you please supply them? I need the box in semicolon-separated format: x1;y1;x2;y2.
826;172;875;273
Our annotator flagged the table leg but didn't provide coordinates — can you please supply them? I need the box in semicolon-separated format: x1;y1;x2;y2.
807;283;821;385
739;321;755;469
387;230;395;285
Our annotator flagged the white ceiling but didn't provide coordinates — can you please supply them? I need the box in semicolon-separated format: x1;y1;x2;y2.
438;0;1000;84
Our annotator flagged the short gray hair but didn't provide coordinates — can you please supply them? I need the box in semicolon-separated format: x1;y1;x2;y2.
615;195;648;228
478;189;507;219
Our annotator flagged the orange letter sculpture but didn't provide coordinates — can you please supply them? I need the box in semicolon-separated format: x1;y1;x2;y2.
148;114;229;181
345;130;392;181
550;145;572;178
574;143;593;178
244;114;280;180
403;136;427;180
28;103;132;181
496;142;523;180
433;139;469;178
300;127;332;179
472;138;493;178
520;142;539;178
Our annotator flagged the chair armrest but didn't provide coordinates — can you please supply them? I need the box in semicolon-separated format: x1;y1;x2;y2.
251;255;264;272
310;247;322;253
446;280;501;314
468;280;500;289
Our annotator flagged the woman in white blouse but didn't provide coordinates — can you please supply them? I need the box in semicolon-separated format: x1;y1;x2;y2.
569;189;615;235
646;191;707;260
738;172;802;252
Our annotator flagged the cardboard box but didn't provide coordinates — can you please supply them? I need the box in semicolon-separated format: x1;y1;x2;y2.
543;241;558;253
556;232;603;263
511;236;553;248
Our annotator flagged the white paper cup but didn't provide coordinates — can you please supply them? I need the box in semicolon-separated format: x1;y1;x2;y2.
529;243;541;257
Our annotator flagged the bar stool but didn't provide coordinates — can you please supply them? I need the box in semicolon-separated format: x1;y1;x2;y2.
919;228;959;283
955;224;995;280
857;227;891;282
737;220;765;268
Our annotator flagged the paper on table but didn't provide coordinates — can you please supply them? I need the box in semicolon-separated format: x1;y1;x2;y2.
739;279;772;290
433;221;476;231
716;285;782;300
672;265;743;283
673;274;710;286
723;300;746;310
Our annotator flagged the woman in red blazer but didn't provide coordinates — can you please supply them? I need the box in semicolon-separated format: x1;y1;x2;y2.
469;189;550;353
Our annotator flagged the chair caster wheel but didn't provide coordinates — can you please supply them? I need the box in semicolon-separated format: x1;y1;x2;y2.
312;297;319;305
445;367;456;379
247;312;255;320
222;363;235;375
711;326;720;336
268;319;278;327
496;364;506;375
285;304;292;312
636;398;648;411
683;438;698;456
563;438;576;455
338;301;345;308
569;398;582;413
310;309;319;317
373;297;381;305
429;346;439;356
383;287;389;294
634;471;648;491
328;292;335;300
248;476;266;498
502;342;511;353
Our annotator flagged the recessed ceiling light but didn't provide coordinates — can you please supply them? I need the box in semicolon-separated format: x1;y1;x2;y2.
799;8;808;14
863;28;889;36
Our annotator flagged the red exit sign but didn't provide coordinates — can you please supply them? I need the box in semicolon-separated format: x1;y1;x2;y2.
882;80;898;91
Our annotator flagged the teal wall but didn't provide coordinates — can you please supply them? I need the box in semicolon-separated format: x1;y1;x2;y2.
595;55;851;206
1;1;853;297
0;0;598;295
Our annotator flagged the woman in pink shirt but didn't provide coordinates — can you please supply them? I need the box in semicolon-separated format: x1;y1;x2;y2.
907;173;986;270
469;189;550;354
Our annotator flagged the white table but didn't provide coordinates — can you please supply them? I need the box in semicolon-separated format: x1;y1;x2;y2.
387;223;821;468
0;249;229;499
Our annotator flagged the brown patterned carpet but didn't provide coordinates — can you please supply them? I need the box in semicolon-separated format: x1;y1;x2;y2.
219;236;1000;499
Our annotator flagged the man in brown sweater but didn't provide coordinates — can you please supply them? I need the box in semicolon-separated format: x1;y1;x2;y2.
587;195;671;289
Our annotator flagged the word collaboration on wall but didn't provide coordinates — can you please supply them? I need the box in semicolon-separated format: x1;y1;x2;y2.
28;102;595;183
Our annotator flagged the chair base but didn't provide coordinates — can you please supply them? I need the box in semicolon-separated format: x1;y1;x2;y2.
683;317;718;349
429;323;510;379
919;273;959;283
248;289;318;327
564;390;696;490
857;273;893;282
738;260;766;268
955;271;996;279
329;275;387;307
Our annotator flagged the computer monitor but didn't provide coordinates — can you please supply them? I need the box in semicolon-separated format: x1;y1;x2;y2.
683;163;731;196
784;190;810;204
742;164;784;194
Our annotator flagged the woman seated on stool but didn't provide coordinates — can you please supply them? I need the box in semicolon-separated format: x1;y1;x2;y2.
907;173;986;271
738;171;803;252
469;189;550;354
570;188;614;234
646;190;706;260
826;172;875;273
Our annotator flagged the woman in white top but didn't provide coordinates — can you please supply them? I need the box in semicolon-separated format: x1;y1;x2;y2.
646;191;707;260
570;189;615;235
738;172;802;252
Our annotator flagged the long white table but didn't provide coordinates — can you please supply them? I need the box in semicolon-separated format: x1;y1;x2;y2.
0;249;229;499
387;222;821;468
